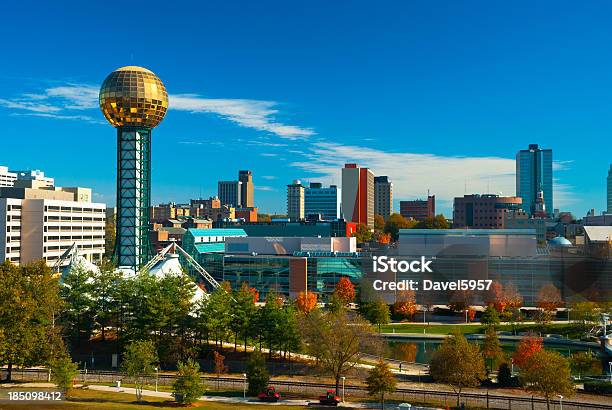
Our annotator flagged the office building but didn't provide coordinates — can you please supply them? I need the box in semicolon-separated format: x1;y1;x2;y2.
150;202;190;223
0;166;17;187
374;176;393;220
342;163;374;229
304;183;341;220
287;180;305;221
608;165;612;213
504;210;547;243
516;144;553;216
0;185;105;267
400;195;435;221
453;194;522;229
218;181;242;208
238;170;254;208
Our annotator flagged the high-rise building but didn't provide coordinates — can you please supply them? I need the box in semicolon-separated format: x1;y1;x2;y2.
374;176;393;220
218;181;242;208
238;170;254;208
99;66;168;270
400;195;435;221
304;182;341;220
607;165;612;213
0;166;17;187
516;144;553;217
453;194;522;229
287;180;305;221
342;163;374;229
0;185;105;266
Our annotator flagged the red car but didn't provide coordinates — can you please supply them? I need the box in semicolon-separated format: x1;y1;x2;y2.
258;386;281;402
319;389;341;406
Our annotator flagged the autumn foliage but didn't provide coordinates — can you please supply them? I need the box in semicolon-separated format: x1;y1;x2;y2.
513;334;543;368
393;289;417;320
296;291;317;314
333;277;356;304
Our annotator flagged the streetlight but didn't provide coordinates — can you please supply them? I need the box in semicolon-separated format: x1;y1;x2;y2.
154;367;159;392
341;376;346;402
243;373;247;399
608;362;612;383
558;394;563;410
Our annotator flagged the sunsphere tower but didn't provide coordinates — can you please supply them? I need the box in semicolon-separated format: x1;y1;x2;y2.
99;66;168;270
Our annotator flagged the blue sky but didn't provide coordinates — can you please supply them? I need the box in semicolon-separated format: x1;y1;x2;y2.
1;1;611;216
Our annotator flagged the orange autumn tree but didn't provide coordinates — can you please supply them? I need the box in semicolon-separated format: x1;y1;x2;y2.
513;334;543;368
393;289;417;320
377;232;391;245
333;277;356;305
296;291;317;314
485;282;506;313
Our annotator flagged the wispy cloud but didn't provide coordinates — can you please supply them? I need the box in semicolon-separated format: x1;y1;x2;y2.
170;94;314;139
261;175;277;180
0;84;314;140
260;153;277;157
257;185;277;192
291;141;575;210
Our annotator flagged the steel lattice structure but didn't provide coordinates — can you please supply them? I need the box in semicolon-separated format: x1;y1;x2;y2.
116;127;152;270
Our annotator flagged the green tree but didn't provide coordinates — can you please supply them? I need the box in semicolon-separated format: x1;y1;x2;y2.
481;327;504;374
173;358;205;404
301;309;380;395
50;354;79;397
497;362;513;387
414;214;449;229
104;214;116;259
383;213;415;241
91;259;122;341
231;283;257;352
60;264;95;343
360;300;390;331
366;359;397;409
570;351;601;379
374;214;386;232
257;290;285;358
352;223;373;243
246;349;269;396
521;350;574;410
570;301;598;331
481;306;501;328
0;261;63;381
196;283;232;348
429;330;486;408
121;340;158;402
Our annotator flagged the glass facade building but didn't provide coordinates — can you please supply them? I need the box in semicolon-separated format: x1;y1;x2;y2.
304;183;341;220
516;144;553;216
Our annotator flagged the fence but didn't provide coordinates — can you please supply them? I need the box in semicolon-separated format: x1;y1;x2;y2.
5;368;611;410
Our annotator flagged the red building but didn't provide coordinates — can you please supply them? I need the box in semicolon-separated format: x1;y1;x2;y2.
400;195;435;221
453;194;522;229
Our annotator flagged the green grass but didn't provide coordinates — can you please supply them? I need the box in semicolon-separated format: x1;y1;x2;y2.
0;387;303;409
381;322;585;338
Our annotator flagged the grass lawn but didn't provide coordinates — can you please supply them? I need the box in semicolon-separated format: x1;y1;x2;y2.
0;388;303;409
380;322;584;338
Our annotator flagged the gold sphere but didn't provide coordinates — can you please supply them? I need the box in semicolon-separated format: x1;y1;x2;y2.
99;66;168;128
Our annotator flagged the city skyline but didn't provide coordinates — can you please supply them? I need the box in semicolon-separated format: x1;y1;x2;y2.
3;2;612;216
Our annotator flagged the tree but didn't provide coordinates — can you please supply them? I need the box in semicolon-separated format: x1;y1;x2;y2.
0;261;63;381
333;277;356;305
360;300;390;331
246;349;269;396
173;358;205;405
104;215;116;259
301;309;380;395
503;282;523;310
485;282;506;313
570;351;601;379
512;334;543;368
374;214;385;232
481;327;504;374
393;289;417;320
213;351;228;390
366;359;397;409
429;331;486;408
231;283;258;352
414;214;448;229
352;223;373;243
481;306;501;328
521;350;574;410
59;264;95;343
121;340;158;402
377;232;391;245
91;259;122;341
497;363;513;387
383;213;415;241
570;301;598;331
536;284;563;323
296;291;317;314
50;354;79;397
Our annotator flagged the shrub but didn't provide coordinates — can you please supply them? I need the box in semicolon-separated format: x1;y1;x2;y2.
173;358;205;405
583;381;612;395
246;349;269;396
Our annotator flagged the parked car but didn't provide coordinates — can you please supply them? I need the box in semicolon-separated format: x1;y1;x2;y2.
258;386;281;402
318;389;341;406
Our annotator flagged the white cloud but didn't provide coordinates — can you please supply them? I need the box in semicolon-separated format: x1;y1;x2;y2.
170;94;314;139
261;175;277;180
257;185;277;192
291;141;574;211
0;98;61;113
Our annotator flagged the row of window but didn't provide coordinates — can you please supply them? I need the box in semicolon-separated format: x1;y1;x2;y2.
45;206;104;213
45;216;105;222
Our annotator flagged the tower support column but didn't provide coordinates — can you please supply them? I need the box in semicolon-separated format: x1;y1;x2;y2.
116;127;152;270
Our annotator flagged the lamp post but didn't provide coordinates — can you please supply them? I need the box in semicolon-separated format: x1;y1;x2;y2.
558;394;563;410
154;367;159;392
341;376;346;402
608;362;612;383
243;373;247;398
